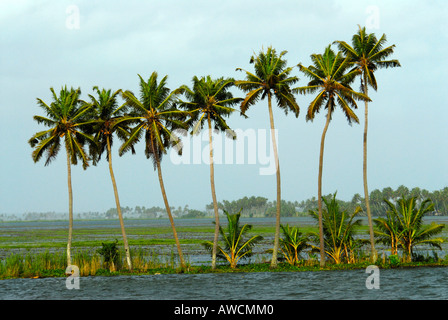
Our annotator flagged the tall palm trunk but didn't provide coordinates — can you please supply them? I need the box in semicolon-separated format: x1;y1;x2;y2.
317;106;332;267
362;75;377;262
152;139;186;270
66;148;73;267
208;114;220;270
267;92;281;268
106;136;132;270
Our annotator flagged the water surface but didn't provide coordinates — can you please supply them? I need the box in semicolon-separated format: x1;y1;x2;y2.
2;267;447;300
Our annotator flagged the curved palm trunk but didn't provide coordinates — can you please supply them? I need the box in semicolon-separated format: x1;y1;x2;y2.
66;148;73;267
152;141;186;270
362;77;377;262
208;115;220;270
317;107;332;267
106;136;132;271
267;92;281;268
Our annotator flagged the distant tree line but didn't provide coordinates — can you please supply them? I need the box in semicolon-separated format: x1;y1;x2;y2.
4;185;445;222
209;186;448;218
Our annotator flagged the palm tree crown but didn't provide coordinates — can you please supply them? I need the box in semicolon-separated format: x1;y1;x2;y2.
294;45;369;123
87;87;132;164
335;25;401;92
119;73;186;162
178;75;242;135
235;46;300;117
29;86;95;169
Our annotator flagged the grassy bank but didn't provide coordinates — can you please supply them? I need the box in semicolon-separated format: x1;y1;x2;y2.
1;247;447;280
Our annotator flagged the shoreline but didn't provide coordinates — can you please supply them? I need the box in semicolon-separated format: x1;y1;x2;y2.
2;256;448;280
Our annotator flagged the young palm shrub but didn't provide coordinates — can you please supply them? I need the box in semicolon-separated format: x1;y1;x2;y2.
374;196;445;262
373;207;402;256
309;193;366;264
203;210;263;269
278;224;313;265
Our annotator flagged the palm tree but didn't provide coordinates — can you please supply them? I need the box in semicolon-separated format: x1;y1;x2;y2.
375;196;445;262
178;75;242;270
294;45;370;267
235;46;300;268
335;25;401;262
28;86;95;266
87;86;133;270
120;72;187;270
202;210;263;269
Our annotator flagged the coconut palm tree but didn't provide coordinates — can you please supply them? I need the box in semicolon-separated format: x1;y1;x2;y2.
120;72;187;270
28;86;95;266
293;45;370;267
235;46;300;268
335;25;401;262
178;75;242;270
87;86;133;270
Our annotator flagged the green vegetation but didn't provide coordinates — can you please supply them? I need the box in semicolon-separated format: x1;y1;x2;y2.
203;210;263;269
309;193;368;264
97;239;121;271
2;246;448;280
277;224;313;266
374;196;445;262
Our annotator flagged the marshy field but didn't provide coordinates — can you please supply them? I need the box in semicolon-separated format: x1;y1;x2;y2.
2;216;448;279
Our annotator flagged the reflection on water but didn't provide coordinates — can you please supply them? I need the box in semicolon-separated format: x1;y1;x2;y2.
2;267;448;300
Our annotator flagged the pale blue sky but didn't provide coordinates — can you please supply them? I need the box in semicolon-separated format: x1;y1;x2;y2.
1;0;447;215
